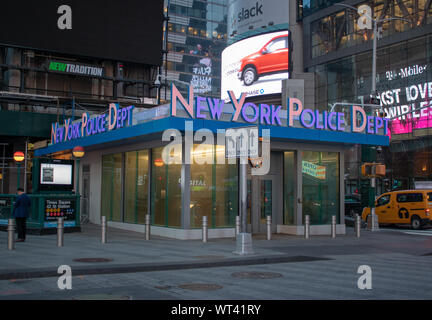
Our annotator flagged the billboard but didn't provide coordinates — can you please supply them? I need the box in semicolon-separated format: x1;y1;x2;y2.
378;63;432;136
0;0;164;65
221;30;291;100
228;0;289;40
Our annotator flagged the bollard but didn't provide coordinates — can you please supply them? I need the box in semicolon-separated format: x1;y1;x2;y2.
235;215;240;236
145;214;151;241
356;214;361;238
202;216;208;243
331;215;336;238
7;219;15;251
266;215;272;240
57;217;64;247
304;215;310;239
101;216;107;244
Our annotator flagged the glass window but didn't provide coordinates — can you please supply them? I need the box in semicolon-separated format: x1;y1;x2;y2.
190;144;238;228
124;151;149;224
151;147;182;227
397;193;423;203
284;151;295;225
377;194;391;207
427;192;432;201
101;153;123;222
302;151;340;225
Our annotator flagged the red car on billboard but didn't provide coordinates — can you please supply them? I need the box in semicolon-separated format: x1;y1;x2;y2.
237;34;289;86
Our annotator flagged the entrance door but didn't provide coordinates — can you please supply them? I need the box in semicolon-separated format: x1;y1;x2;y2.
250;176;276;234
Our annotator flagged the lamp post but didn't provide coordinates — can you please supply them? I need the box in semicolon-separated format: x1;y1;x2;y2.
13;151;25;190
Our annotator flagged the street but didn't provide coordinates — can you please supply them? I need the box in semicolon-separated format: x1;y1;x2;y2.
1;224;432;300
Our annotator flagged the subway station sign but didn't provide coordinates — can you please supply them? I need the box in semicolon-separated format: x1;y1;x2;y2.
171;84;389;135
51;103;134;144
47;60;105;77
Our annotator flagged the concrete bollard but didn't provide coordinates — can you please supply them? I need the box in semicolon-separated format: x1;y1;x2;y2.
7;219;15;251
266;215;272;240
356;214;361;238
202;216;208;243
304;215;310;239
235;215;240;236
101;216;107;244
331;215;336;238
57;217;64;247
145;214;151;241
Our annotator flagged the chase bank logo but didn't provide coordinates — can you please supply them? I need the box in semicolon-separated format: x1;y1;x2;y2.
260;89;265;94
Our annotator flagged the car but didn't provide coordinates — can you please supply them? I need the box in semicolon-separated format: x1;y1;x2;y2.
345;194;363;217
237;34;289;86
361;190;432;229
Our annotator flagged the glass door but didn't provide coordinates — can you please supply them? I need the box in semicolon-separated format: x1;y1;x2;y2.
250;177;275;234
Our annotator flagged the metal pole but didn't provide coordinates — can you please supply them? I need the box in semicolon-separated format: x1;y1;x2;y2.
235;215;240;236
356;214;361;238
331;215;336;238
23;139;28;193
145;214;151;241
1;144;5;193
240;162;247;233
17;163;21;190
202;216;208;243
101;216;107;244
371;19;378;94
7;219;15;250
57;217;64;247
266;215;271;241
304;215;310;239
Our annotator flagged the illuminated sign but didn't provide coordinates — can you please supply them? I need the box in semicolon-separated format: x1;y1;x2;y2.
51;104;134;144
171;84;389;136
221;31;291;100
48;60;104;77
377;62;432;136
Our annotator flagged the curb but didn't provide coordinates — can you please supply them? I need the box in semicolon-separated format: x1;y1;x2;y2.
0;255;331;281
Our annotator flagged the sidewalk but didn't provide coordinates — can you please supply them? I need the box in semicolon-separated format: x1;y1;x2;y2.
0;223;431;280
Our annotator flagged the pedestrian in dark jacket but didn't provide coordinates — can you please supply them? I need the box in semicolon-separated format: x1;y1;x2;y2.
13;188;31;242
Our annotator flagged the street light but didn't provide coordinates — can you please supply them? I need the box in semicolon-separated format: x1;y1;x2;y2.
13;151;25;190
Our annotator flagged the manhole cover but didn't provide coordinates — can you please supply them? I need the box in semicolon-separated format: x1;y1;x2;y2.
231;271;283;279
72;294;131;300
73;258;113;263
178;283;223;291
193;255;225;260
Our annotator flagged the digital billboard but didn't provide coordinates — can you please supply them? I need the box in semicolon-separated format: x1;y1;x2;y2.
0;1;164;65
228;0;289;40
38;159;74;192
221;30;291;100
377;63;432;136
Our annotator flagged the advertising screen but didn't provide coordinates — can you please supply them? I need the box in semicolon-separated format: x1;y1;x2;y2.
377;63;432;136
40;163;73;185
38;159;74;191
228;0;289;40
221;30;291;100
0;0;164;65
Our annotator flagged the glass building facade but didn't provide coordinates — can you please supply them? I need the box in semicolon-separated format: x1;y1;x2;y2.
303;0;432;192
163;0;228;99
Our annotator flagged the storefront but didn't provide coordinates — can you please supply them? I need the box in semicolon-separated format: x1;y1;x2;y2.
35;85;389;239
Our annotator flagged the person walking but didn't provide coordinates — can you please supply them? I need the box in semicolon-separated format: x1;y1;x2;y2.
13;188;31;242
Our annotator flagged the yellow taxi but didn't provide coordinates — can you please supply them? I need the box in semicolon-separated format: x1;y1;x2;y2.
362;190;432;229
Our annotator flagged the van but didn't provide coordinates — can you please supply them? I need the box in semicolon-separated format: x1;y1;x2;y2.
361;190;432;229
